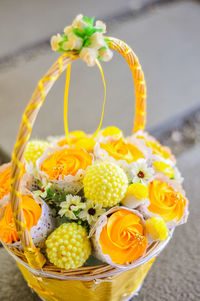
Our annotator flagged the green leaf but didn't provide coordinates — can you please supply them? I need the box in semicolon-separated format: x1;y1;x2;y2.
82;38;91;48
83;255;104;267
61;34;68;41
84;26;96;36
73;208;82;216
83;16;95;27
104;37;112;47
72;27;85;38
98;55;103;61
99;46;107;51
84;26;103;37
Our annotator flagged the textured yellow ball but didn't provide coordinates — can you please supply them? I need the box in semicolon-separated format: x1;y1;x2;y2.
25;140;49;166
83;161;128;207
46;223;91;269
145;216;169;241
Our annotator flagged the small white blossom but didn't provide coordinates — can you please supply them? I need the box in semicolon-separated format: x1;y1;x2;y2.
173;167;184;184
78;200;106;225
33;179;52;199
99;47;113;62
95;20;106;33
63;33;83;50
51;34;62;51
90;32;106;49
126;159;155;184
79;47;98;66
59;195;85;220
72;14;86;30
64;25;73;35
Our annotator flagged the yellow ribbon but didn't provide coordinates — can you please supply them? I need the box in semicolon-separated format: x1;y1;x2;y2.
92;59;106;139
63;64;72;146
63;59;107;143
24;246;46;269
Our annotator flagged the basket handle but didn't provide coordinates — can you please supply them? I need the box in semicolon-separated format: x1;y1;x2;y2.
10;38;147;267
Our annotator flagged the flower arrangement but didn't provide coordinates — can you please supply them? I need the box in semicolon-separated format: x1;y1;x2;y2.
0;14;189;301
51;14;113;66
0;125;188;268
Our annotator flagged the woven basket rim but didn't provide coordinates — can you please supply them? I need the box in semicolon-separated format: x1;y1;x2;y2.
3;229;173;280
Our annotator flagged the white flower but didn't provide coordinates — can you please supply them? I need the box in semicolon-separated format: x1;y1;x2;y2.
63;33;83;50
59;195;85;220
90;32;106;49
78;200;106;225
79;47;98;66
72;14;86;30
64;25;73;35
126;159;155;184
33;182;52;199
95;20;106;33
173;167;184;184
99;47;113;62
51;34;62;51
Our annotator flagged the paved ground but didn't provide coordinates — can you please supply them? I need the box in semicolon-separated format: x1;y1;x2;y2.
0;144;199;301
0;1;200;300
0;1;200;154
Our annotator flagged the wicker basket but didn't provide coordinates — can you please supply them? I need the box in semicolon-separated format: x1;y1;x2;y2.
3;37;172;301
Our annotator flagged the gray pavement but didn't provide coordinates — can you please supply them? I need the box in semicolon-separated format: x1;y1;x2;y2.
0;1;200;154
0;1;200;300
0;143;199;301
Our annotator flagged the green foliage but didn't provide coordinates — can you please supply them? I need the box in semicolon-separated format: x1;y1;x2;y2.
82;38;92;48
83;16;95;27
99;46;107;51
72;27;86;38
42;186;69;211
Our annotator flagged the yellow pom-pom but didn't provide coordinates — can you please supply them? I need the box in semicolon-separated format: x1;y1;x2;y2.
153;161;174;178
46;223;91;269
145;216;169;241
126;183;148;200
122;183;148;208
101;126;123;139
25;140;49;166
83;161;128;207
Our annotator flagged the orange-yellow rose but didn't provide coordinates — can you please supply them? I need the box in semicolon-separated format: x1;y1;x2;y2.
0;164;11;200
40;148;93;180
148;180;186;222
137;135;173;160
100;138;144;163
99;209;147;265
0;195;42;244
57;131;86;147
57;132;95;152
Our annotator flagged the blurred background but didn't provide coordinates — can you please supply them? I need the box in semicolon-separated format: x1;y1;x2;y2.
0;0;200;300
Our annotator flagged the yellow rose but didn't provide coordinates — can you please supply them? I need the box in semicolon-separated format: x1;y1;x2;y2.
0;195;42;244
100;126;123;139
137;135;174;161
57;131;86;147
148;180;187;222
99;209;147;264
100;138;144;163
40;148;93;180
0;164;11;201
153;161;174;178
